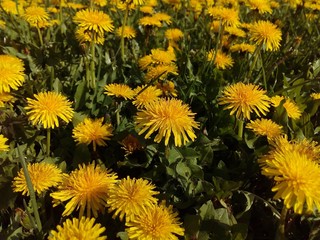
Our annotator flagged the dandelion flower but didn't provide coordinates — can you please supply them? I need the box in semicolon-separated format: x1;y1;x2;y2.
145;64;178;82
230;43;256;53
165;28;183;41
249;20;282;51
208;6;240;27
48;217;107;240
104;83;135;100
73;9;114;34
76;27;105;44
218;82;270;120
0;55;25;93
92;0;107;7
311;93;320;100
50;162;118;218
260;146;320;214
126;203;184;239
245;0;272;14
0;92;14;107
283;98;302;119
107;177;159;221
1;0;24;15
132;85;162;108
139;16;162;27
225;26;246;37
156;81;178;97
270;95;284;107
135;98;199;146
23;6;49;28
207;50;234;70
25;91;74;129
153;12;172;25
139;49;176;70
140;6;154;14
73;118;113;151
116;26;136;39
120;134;143;156
12;162;64;196
246;118;282;139
0;134;9;151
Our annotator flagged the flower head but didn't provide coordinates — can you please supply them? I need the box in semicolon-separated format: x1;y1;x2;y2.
156;81;178;97
25;91;74;129
12;163;64;196
126;203;184;239
132;85;162;108
107;177;159;221
208;6;240;27
283;98;302;119
74;9;114;35
0;55;25;93
311;93;320;100
145;64;178;82
104;83;135;100
218;82;270;120
116;26;136;39
246;118;282;139
23;6;50;28
165;28;183;41
120;134;143;156
230;43;256;53
245;0;272;14
1;0;24;15
48;217;107;240
135;98;199;146
76;27;105;44
260;144;320;214
0;134;9;151
249;20;282;51
73;118;113;151
207;50;234;69
139;16;162;27
50;162;118;218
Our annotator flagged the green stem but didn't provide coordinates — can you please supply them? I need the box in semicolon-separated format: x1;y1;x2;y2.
276;205;288;240
116;101;123;128
90;35;96;88
17;144;42;232
36;27;43;47
245;43;262;83
121;5;129;62
46;128;51;157
237;119;244;139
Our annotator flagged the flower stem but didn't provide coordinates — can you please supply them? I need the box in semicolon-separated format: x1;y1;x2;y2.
276;205;288;240
245;43;262;83
36;27;43;47
90;39;96;88
121;5;129;62
115;101;123;128
237;119;244;139
17;144;42;232
46;128;51;157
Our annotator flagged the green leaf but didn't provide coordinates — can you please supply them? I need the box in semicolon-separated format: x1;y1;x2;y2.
74;80;87;110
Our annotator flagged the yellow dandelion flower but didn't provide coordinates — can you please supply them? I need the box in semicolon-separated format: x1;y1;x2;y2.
225;26;246;37
230;43;256;53
23;6;50;28
283;98;302;120
0;55;25;93
140;5;154;14
249;20;282;51
165;28;184;41
66;2;85;9
153;12;172;25
92;0;107;7
246;118;282;139
270;95;284;107
245;0;272;14
12;162;64;196
132;85;162;108
270;1;280;8
135;98;199;146
48;217;107;240
139;16;162;27
75;27;105;45
207;50;234;70
107;177;159;221
1;0;24;15
50;162;118;218
260;146;320;214
73;9;114;34
126;203;184;239
311;93;320;100
116;26;136;39
156;80;178;97
139;49;176;70
208;6;240;27
25;91;74;129
0;134;9;151
218;82;270;120
0;92;14;107
104;83;135;100
145;64;178;82
73;118;113;151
